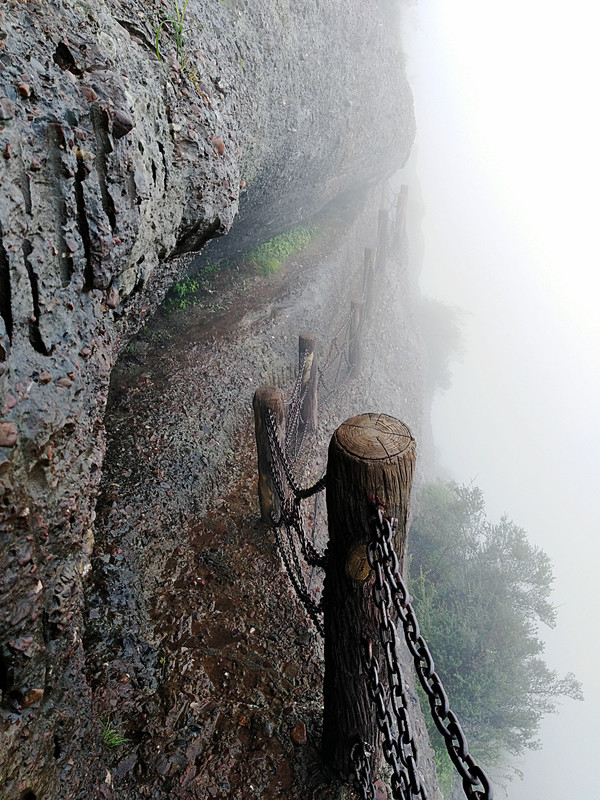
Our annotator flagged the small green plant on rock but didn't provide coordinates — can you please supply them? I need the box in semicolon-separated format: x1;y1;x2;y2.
101;719;129;748
148;0;193;72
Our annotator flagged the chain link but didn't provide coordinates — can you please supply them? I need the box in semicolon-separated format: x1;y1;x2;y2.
365;557;429;800
266;409;327;501
264;408;327;636
369;508;494;800
350;741;377;800
272;515;325;636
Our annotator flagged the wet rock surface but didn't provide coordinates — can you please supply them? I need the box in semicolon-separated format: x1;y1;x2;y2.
0;0;415;795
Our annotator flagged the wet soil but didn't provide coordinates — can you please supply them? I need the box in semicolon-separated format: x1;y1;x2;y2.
84;188;440;799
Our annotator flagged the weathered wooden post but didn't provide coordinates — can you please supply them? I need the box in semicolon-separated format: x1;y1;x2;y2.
363;248;375;321
298;333;318;431
375;209;388;273
253;385;286;524
322;413;416;778
349;300;363;377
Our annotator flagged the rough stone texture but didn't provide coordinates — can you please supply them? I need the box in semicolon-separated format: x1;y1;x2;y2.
0;0;414;796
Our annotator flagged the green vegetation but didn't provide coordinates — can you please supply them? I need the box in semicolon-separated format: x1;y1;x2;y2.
163;261;228;314
101;719;129;748
408;481;582;789
167;274;200;310
161;223;318;315
146;328;173;342
148;0;193;72
246;223;319;276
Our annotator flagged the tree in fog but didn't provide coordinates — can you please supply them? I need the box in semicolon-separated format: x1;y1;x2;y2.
408;481;582;773
419;298;466;392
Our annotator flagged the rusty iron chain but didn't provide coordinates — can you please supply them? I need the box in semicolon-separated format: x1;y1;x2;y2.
286;496;328;569
264;409;326;636
266;407;302;495
285;349;309;409
320;309;353;372
271;514;324;636
364;567;429;800
266;409;327;500
318;309;354;401
350;741;377;800
368;508;494;800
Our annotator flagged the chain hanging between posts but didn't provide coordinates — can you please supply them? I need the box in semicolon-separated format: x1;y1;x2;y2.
272;509;325;636
265;409;327;636
318;309;354;401
368;508;494;800
266;409;326;501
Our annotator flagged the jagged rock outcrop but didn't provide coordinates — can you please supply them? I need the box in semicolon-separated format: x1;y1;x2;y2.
0;0;414;795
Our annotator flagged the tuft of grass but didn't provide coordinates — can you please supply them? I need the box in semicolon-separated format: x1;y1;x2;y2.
101;719;130;748
147;0;193;72
246;223;319;276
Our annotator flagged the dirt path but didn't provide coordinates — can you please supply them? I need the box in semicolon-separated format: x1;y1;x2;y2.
84;190;440;799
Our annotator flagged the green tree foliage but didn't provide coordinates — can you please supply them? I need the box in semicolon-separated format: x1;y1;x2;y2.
408;482;582;770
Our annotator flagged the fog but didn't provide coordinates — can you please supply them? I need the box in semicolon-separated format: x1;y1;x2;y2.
399;1;600;797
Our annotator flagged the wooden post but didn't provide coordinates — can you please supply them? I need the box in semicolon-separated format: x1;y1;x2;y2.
298;333;318;431
322;413;416;778
363;248;375;321
253;385;286;524
349;300;362;377
375;209;388;273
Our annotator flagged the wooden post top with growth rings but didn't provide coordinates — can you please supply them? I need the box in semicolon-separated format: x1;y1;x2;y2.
327;412;415;565
333;412;414;461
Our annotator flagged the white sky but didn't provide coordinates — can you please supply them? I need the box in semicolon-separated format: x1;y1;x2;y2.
399;1;600;797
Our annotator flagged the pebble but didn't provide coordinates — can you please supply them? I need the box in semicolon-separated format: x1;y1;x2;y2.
112;109;134;139
81;86;97;102
209;135;225;155
21;688;44;708
290;722;306;745
9;636;33;653
56;377;73;388
0;421;18;447
106;287;119;309
0;97;14;119
39;371;52;384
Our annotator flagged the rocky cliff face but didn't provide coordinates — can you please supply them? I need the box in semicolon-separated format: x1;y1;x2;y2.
0;0;414;796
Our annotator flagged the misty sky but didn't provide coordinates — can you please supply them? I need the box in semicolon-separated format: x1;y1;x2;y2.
399;1;600;797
